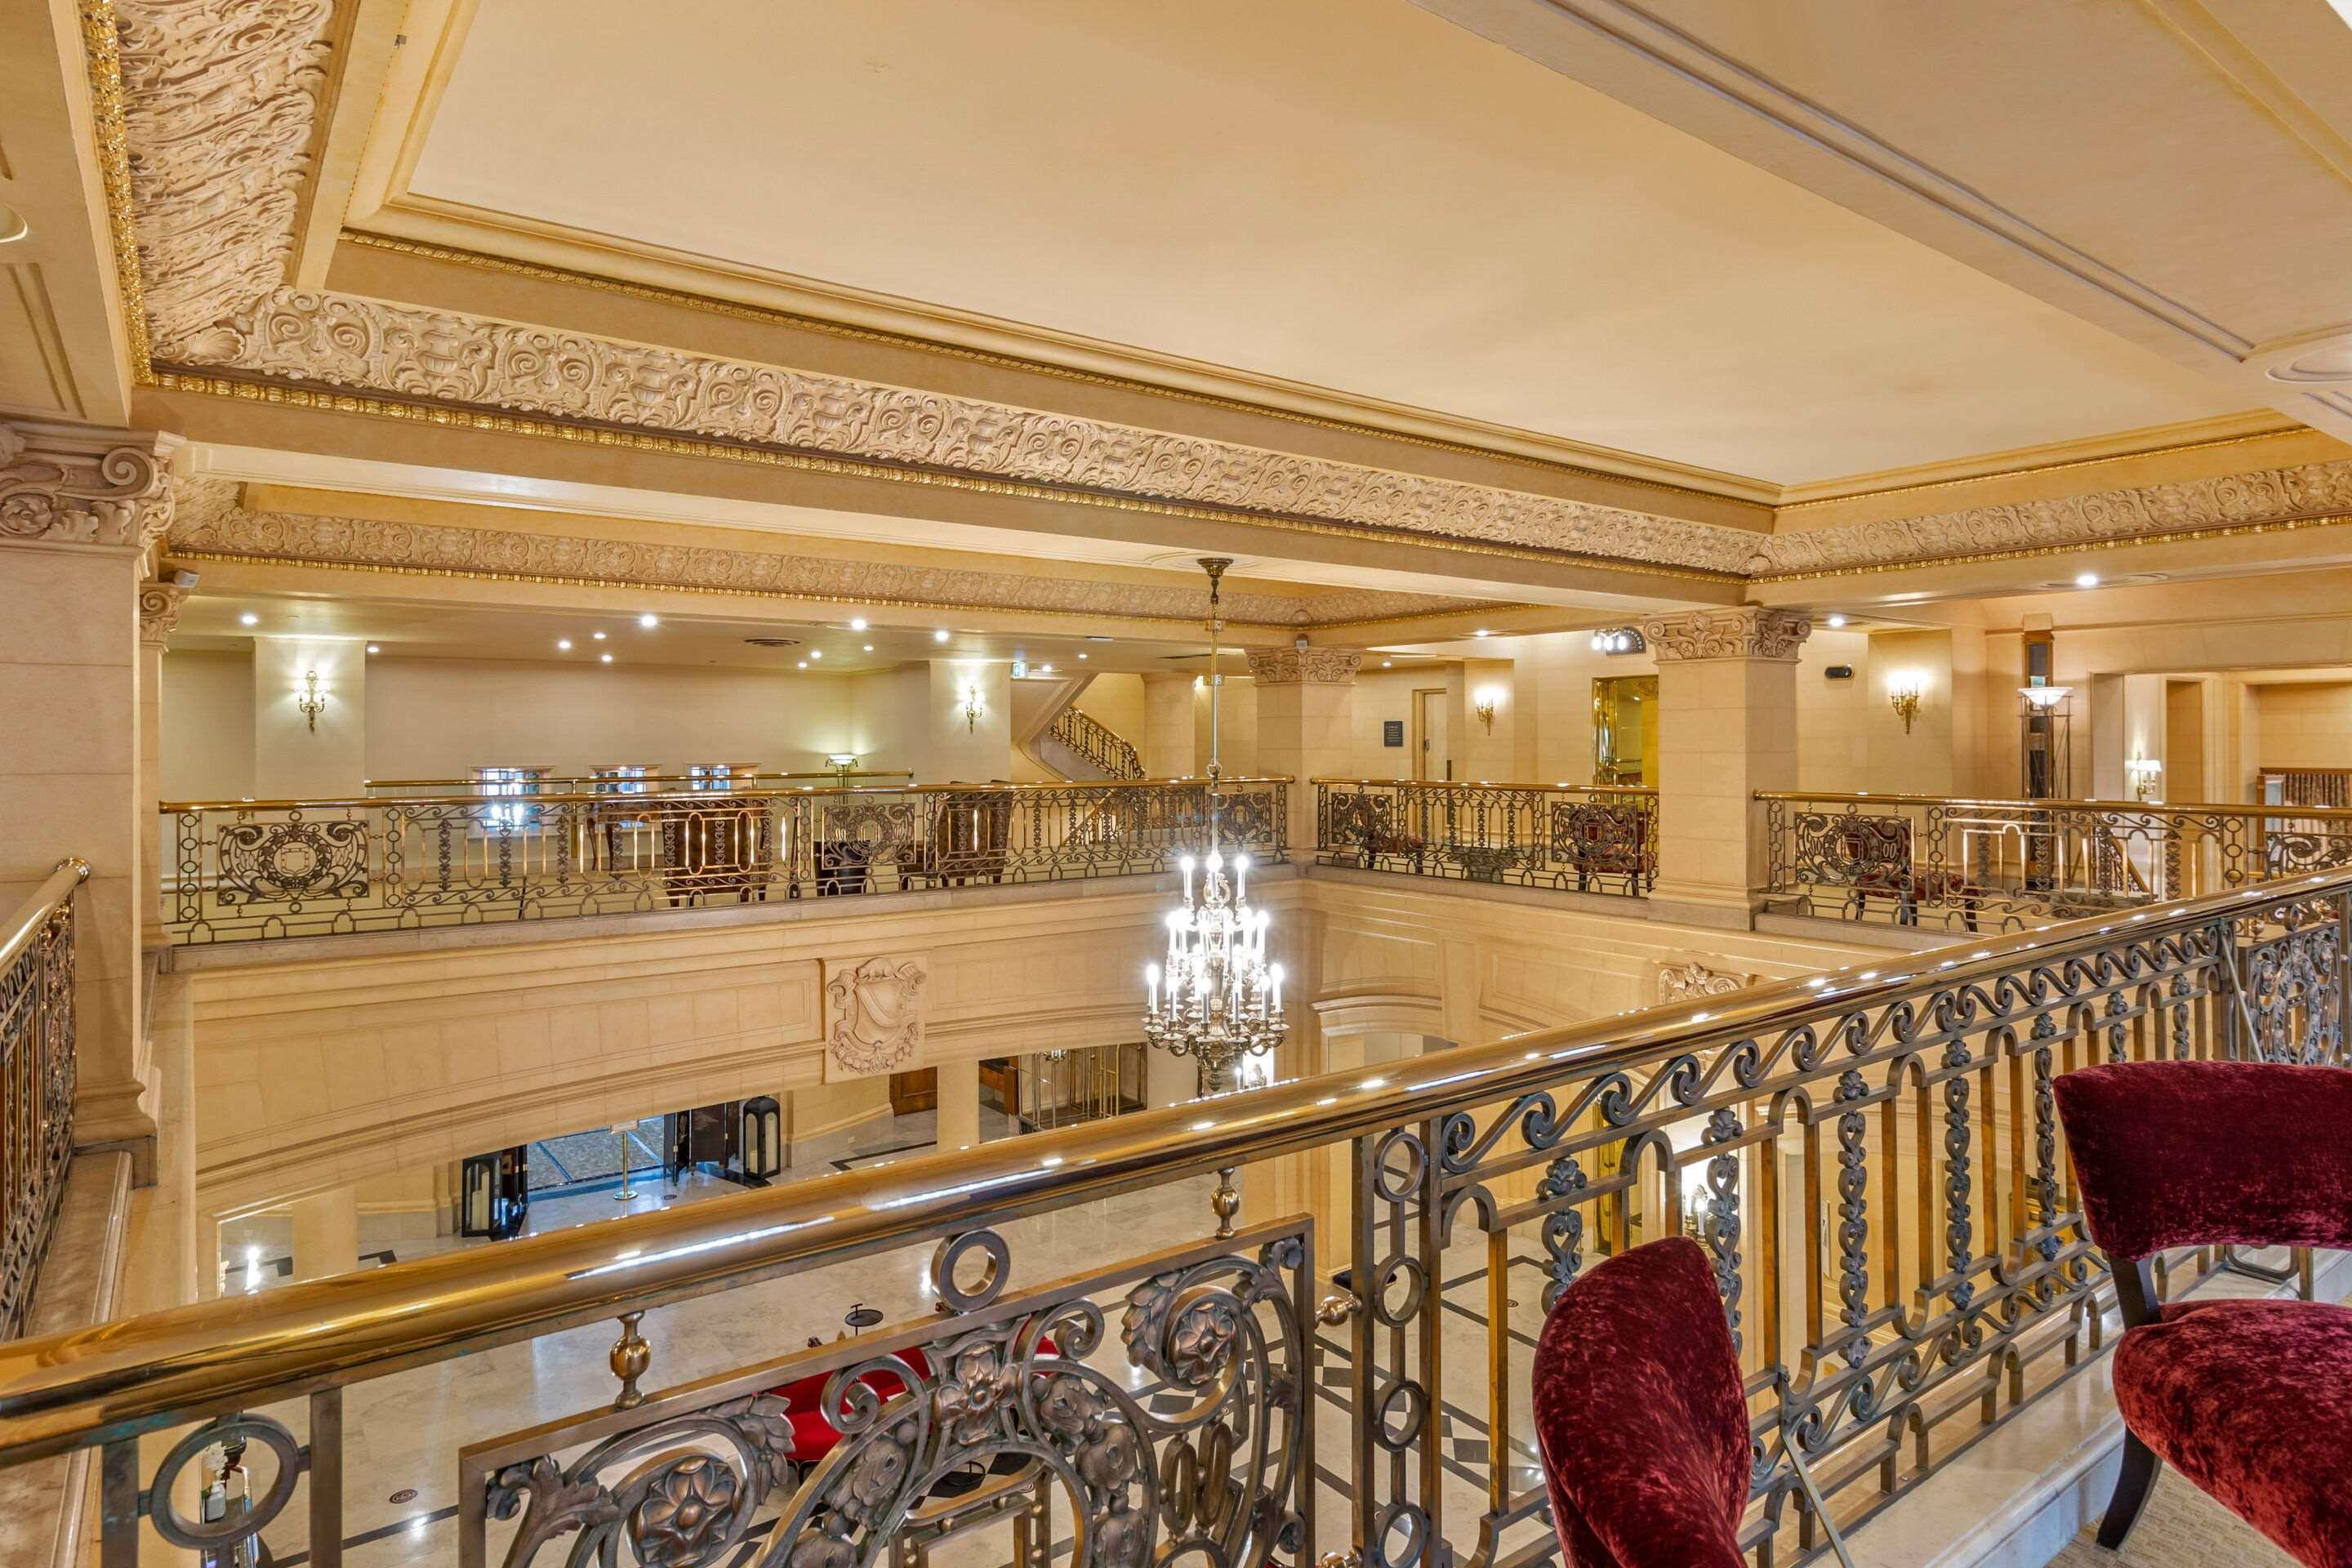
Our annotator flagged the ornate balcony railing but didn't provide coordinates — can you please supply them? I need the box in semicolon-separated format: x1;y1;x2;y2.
360;770;916;795
159;777;1289;944
1045;706;1145;780
1313;777;1658;895
1760;790;2352;932
16;866;2339;1566
0;858;86;1340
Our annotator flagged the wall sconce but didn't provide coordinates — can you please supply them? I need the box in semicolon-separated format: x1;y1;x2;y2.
1888;672;1925;734
1589;626;1646;655
1473;685;1503;733
827;752;859;786
960;684;983;732
296;669;327;732
2127;756;2163;802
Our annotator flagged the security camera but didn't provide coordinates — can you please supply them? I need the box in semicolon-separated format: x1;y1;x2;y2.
1294;634;1309;651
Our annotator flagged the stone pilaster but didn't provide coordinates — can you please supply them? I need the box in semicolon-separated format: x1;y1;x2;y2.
1246;646;1361;858
1140;673;1197;778
1638;607;1812;929
0;419;183;1172
137;578;190;942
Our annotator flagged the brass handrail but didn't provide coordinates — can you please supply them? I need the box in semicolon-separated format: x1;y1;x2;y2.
360;770;917;789
1312;776;1656;792
1757;788;2352;822
0;858;90;972
159;776;1296;814
2;865;2338;1465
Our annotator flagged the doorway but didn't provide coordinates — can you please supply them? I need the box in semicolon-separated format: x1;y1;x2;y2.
1592;675;1659;786
2163;679;2206;804
1414;688;1450;781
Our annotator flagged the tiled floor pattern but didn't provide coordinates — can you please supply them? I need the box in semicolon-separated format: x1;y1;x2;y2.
2046;1471;2298;1567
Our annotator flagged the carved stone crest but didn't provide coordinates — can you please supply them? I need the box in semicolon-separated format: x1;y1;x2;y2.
824;956;928;1079
1657;960;1748;1005
1244;647;1364;685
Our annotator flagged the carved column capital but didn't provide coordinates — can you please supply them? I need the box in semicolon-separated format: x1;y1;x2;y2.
1245;647;1364;685
0;420;180;552
1637;607;1811;662
138;580;192;645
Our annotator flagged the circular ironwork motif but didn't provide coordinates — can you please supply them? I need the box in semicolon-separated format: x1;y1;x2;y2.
146;1414;304;1550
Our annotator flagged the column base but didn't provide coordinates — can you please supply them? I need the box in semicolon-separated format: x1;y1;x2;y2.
75;1067;161;1186
1645;881;1765;932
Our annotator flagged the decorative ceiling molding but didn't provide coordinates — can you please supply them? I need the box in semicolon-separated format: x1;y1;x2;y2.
163;479;1495;629
0;417;178;550
86;0;2352;585
114;0;334;359
1245;648;1366;685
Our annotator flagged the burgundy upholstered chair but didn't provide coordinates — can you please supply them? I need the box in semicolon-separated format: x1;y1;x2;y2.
2053;1061;2352;1566
1530;1237;1752;1568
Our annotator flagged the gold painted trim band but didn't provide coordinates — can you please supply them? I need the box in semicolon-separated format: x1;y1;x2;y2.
74;0;152;377
1749;509;2352;583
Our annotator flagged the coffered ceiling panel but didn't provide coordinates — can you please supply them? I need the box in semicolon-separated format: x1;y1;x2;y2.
400;0;2247;486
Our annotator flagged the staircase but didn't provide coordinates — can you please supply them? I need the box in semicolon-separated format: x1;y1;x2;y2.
1039;705;1144;782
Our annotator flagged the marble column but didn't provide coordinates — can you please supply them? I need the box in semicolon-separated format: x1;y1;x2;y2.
935;1057;980;1149
1140;673;1196;778
289;1188;359;1283
1247;646;1362;860
136;577;190;942
1638;608;1812;930
0;418;179;1173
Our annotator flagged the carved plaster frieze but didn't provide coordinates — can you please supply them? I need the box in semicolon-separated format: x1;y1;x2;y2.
1657;960;1748;1006
1245;647;1365;684
1753;457;2352;578
137;579;191;644
165;479;1482;626
1639;607;1811;662
0;420;177;550
178;290;1762;574
114;0;335;359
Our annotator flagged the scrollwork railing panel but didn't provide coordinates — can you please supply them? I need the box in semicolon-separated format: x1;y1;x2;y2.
1315;779;1656;898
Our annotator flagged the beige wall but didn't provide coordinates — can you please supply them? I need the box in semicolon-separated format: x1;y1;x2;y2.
1071;671;1145;747
1346;666;1431;778
365;656;864;779
2251;683;2352;771
160;650;255;801
1194;671;1259;775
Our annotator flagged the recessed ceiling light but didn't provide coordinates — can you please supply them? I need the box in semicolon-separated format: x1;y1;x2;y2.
1040;663;1054;674
1078;652;1088;660
2074;572;2100;588
1383;660;1392;667
557;639;572;651
366;644;381;654
862;644;874;652
933;629;950;643
592;630;607;641
639;613;658;629
1473;629;1492;638
849;617;868;630
809;649;822;659
599;653;612;664
796;660;808;669
238;612;258;626
1825;614;1847;629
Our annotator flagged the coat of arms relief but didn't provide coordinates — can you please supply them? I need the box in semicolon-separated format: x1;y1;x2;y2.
823;955;929;1080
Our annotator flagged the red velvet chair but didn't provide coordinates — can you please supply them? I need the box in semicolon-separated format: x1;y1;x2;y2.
2053;1061;2352;1566
1530;1237;1752;1568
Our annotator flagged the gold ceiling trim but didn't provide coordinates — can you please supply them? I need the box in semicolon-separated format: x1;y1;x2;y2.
150;367;1744;584
338;230;1758;510
1749;509;2352;582
74;0;152;378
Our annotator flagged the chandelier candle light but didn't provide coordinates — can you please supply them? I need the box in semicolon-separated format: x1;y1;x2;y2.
1143;558;1286;1093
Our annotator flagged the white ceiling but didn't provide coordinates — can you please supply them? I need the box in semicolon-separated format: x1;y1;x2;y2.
408;0;2250;487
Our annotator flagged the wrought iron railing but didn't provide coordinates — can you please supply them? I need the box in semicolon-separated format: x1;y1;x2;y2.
1045;706;1145;780
159;778;1290;943
1760;790;2352;931
1313;777;1659;895
11;866;2338;1565
0;858;87;1340
360;770;916;795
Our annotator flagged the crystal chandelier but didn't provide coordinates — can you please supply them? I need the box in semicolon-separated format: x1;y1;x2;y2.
1143;558;1285;1094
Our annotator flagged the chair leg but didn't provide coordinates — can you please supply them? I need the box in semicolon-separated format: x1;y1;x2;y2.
2096;1431;2161;1551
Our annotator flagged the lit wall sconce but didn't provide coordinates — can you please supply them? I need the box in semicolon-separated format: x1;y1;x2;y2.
296;669;327;732
1888;671;1925;734
2127;756;2163;802
1473;685;1503;733
1589;626;1646;655
827;752;859;786
960;684;984;732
